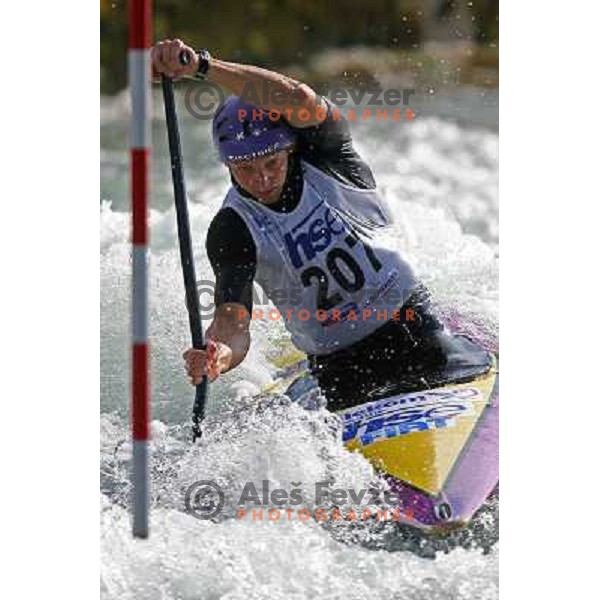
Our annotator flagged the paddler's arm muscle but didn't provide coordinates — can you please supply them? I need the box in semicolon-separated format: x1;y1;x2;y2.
205;58;324;128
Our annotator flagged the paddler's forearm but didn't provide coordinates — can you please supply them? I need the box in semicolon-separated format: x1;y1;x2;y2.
206;58;324;127
151;39;324;126
207;303;251;373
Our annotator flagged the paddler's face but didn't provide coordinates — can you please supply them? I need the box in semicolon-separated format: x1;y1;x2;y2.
229;150;289;205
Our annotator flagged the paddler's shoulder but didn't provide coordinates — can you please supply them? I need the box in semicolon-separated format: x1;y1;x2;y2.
206;207;254;257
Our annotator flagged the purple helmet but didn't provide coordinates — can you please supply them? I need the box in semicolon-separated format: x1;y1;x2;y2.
212;96;295;164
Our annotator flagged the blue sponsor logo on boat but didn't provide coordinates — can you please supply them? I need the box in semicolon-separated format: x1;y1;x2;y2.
341;388;480;444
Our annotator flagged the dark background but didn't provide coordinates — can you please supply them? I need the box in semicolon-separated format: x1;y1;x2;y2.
100;0;498;94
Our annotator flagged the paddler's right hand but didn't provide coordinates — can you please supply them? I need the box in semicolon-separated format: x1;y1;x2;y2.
183;338;232;384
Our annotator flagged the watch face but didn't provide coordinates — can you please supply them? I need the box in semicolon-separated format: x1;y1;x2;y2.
198;49;211;75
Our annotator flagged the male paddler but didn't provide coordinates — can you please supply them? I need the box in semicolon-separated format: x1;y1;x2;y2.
151;39;490;411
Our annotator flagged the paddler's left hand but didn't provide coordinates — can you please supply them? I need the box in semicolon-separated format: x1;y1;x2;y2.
183;338;232;384
151;38;198;79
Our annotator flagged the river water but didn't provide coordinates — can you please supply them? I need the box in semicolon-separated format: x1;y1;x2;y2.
101;86;499;599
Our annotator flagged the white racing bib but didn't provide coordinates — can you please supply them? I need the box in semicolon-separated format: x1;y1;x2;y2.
222;160;417;355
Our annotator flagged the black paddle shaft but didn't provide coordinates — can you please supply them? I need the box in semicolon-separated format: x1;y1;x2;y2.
161;75;207;442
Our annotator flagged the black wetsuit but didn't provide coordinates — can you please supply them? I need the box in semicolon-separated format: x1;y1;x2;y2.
206;104;489;411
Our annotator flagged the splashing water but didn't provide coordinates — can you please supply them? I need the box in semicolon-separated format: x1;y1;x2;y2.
101;88;498;599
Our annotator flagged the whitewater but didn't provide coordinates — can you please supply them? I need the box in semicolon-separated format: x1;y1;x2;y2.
101;87;499;599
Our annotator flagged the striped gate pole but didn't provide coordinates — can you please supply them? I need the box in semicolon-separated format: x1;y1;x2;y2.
129;0;152;539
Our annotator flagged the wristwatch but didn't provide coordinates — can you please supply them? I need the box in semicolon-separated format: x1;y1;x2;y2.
195;48;212;79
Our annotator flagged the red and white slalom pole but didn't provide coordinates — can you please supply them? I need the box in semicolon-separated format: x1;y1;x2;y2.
129;0;152;539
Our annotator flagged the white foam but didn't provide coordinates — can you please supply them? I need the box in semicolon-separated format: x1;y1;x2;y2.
101;502;498;600
101;93;499;597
